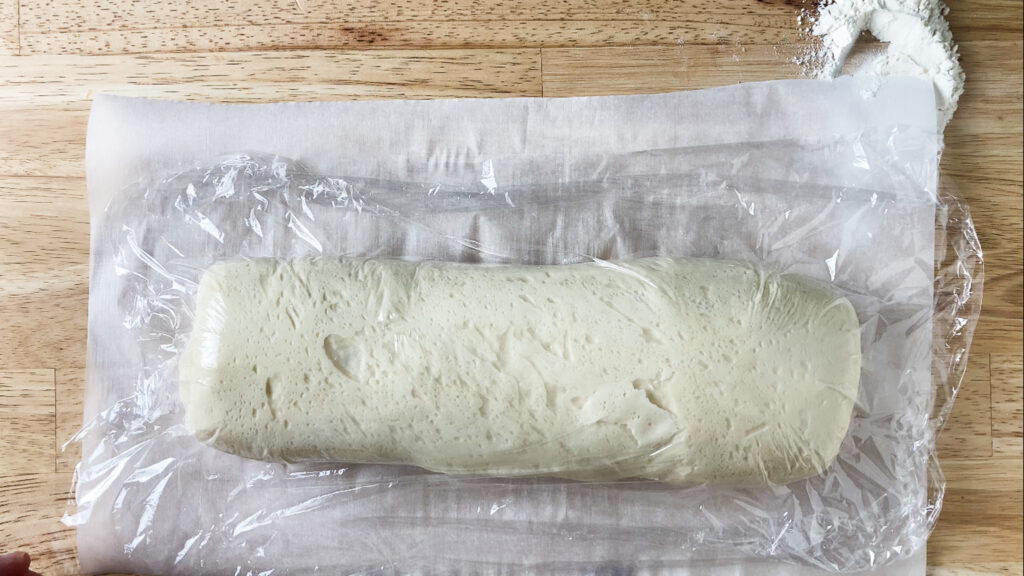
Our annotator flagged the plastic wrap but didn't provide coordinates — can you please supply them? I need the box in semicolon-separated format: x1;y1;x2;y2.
69;81;983;575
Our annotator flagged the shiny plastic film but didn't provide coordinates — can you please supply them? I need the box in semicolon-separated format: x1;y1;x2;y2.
70;80;983;575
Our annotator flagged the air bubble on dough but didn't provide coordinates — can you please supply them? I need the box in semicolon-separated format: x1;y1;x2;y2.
179;257;861;485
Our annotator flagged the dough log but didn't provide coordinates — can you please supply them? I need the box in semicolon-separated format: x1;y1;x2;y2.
179;258;861;485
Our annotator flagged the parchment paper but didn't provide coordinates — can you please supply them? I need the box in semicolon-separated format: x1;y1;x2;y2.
77;77;939;575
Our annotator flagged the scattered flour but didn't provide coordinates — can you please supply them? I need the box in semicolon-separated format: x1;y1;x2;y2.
799;0;965;130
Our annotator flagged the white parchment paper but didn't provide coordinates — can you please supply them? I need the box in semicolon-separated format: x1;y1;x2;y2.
77;77;939;575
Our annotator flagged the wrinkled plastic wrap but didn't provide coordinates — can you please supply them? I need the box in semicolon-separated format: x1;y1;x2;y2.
70;78;983;575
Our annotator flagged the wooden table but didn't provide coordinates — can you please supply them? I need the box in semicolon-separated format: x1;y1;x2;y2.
0;1;1020;574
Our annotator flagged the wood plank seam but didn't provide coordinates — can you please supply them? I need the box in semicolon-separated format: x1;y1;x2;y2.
19;17;808;28
540;47;545;97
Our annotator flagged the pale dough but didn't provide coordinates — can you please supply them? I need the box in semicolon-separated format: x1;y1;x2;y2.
179;258;861;485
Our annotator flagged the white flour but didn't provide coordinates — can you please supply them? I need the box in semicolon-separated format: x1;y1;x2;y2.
800;0;965;130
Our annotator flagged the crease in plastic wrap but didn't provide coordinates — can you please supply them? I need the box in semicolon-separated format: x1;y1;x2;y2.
68;79;983;575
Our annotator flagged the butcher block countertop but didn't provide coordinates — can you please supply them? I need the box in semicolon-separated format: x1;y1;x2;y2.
0;0;1020;574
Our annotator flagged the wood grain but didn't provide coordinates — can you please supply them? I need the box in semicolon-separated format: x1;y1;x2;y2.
0;181;89;472
0;49;543;107
936;36;1023;363
541;44;805;97
941;39;1024;351
0;110;88;177
991;355;1024;457
0;371;55;475
0;178;90;374
0;0;17;55
930;457;1024;572
938;355;993;458
18;19;807;55
18;0;801;31
0;1;1020;575
945;0;1024;40
55;366;86;474
0;472;78;574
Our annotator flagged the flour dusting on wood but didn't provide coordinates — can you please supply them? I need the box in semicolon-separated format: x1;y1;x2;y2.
798;0;965;130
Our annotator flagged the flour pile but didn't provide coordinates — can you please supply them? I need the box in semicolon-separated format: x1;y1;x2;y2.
800;0;965;130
